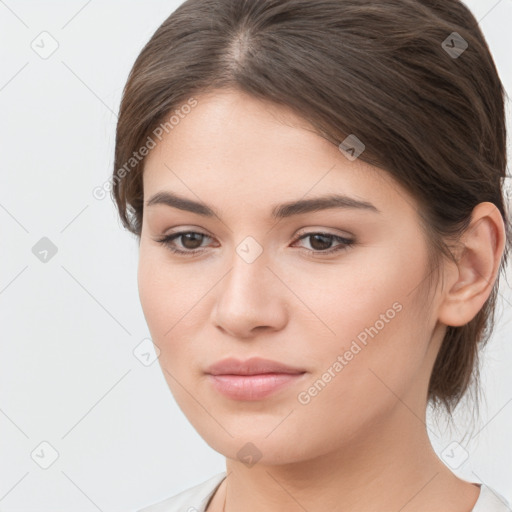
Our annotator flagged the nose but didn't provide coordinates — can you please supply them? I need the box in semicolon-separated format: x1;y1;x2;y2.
210;246;289;339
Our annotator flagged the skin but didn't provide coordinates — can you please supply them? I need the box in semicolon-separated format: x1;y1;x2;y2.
138;88;506;512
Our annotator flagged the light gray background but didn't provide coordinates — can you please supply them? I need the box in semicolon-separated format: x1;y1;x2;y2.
0;1;511;511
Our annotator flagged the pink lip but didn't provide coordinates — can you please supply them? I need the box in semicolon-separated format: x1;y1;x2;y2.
205;357;306;400
207;373;306;400
205;356;306;376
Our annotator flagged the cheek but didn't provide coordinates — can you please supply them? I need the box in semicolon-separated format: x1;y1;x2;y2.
296;244;430;398
137;245;184;356
292;247;420;341
136;244;212;367
285;267;428;454
137;247;166;334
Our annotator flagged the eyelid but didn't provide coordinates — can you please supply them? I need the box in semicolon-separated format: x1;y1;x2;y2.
155;227;356;257
161;225;214;237
295;226;354;239
159;226;353;245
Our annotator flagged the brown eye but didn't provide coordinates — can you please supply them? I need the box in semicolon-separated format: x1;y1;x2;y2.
294;232;355;255
308;234;335;251
155;231;213;255
178;232;205;250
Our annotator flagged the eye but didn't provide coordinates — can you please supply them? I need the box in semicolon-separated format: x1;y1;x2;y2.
292;232;355;255
155;231;214;255
154;230;355;257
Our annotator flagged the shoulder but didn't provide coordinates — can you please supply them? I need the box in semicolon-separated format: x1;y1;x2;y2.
137;471;227;512
472;483;512;512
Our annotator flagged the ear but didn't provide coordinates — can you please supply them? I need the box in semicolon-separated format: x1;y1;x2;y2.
438;202;506;327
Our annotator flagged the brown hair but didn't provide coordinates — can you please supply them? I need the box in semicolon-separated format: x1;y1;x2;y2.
111;0;511;415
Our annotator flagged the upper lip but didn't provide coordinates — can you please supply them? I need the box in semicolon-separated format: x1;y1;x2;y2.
205;357;306;376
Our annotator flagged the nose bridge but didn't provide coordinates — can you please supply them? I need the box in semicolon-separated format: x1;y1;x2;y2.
225;236;273;301
212;235;287;335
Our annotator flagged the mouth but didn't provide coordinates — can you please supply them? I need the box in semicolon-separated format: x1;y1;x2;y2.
205;356;306;376
206;372;306;401
205;357;307;400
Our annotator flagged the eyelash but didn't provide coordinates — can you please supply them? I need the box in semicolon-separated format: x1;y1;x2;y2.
154;230;355;257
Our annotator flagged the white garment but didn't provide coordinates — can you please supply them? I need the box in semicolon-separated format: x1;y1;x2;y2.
137;471;512;512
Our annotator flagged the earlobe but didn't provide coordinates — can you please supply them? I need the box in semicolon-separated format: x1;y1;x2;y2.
437;202;505;328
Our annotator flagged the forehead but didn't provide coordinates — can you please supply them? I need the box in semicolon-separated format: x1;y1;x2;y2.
142;88;409;217
145;88;339;166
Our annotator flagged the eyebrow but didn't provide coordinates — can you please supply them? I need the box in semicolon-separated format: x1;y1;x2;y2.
145;191;380;219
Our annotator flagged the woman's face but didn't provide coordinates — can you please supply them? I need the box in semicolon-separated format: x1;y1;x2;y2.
138;88;446;465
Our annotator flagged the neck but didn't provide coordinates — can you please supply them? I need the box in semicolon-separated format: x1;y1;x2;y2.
220;403;479;512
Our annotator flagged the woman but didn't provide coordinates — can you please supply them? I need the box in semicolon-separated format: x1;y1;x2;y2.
112;0;511;510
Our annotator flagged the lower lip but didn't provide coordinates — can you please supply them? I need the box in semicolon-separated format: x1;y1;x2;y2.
207;373;306;400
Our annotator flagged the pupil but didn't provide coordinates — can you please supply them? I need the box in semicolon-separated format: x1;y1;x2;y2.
182;233;203;249
310;234;332;251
